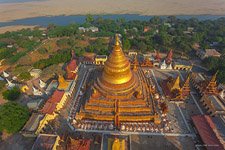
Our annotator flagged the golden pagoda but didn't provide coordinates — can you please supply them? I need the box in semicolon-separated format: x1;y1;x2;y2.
93;35;139;99
76;34;160;128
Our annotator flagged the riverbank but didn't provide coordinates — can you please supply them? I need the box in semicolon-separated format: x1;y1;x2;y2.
0;0;225;22
0;25;37;34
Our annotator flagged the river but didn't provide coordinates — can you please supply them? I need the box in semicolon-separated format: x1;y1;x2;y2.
0;14;224;27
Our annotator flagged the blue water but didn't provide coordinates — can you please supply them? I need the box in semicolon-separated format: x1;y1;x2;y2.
0;14;224;27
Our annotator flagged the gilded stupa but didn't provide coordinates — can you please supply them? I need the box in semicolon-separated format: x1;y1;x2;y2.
76;34;160;128
94;35;139;99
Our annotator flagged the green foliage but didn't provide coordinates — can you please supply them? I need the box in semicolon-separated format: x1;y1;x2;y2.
85;14;94;25
74;48;85;57
0;42;7;48
8;51;26;64
2;87;21;101
0;102;30;133
86;38;108;55
203;57;219;71
48;24;78;37
38;47;48;54
18;72;32;81
218;70;225;84
0;80;6;91
122;38;131;50
33;49;71;69
56;38;76;48
0;47;16;60
16;39;40;51
204;56;225;84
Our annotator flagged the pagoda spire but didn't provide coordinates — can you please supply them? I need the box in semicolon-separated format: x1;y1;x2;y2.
211;71;218;83
168;75;181;91
133;55;139;72
39;79;46;88
166;49;173;64
100;34;133;85
155;50;161;61
6;79;15;89
181;73;191;98
3;71;9;78
203;71;218;95
32;86;43;96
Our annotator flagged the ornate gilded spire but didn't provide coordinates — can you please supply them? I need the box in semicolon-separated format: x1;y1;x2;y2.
115;34;120;46
211;71;218;82
168;75;181;91
100;34;133;85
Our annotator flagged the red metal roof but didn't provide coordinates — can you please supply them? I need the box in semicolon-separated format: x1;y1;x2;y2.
192;115;224;150
66;59;77;79
48;90;65;103
41;102;56;115
41;90;64;114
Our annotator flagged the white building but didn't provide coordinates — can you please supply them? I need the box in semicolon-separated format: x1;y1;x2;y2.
160;60;172;70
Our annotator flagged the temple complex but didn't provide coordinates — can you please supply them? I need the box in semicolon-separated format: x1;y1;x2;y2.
75;35;161;130
161;74;190;101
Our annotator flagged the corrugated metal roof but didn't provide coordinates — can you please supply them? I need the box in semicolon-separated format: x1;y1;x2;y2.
48;90;65;103
22;113;44;132
41;102;57;115
32;134;58;150
192;115;224;150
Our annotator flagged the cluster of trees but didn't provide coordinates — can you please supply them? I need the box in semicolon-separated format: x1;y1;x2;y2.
33;49;71;69
82;15;225;54
47;24;79;37
0;102;30;133
0;28;42;65
85;38;109;55
0;81;5;91
18;72;32;81
2;87;21;101
203;56;225;84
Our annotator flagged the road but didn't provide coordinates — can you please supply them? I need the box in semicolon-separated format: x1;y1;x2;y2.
75;128;196;137
176;103;192;133
150;69;163;94
190;92;204;115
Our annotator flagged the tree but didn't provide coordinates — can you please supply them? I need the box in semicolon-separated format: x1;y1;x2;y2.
85;14;94;25
203;57;219;71
0;102;30;133
217;70;225;84
18;72;32;81
2;87;21;101
123;38;131;50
